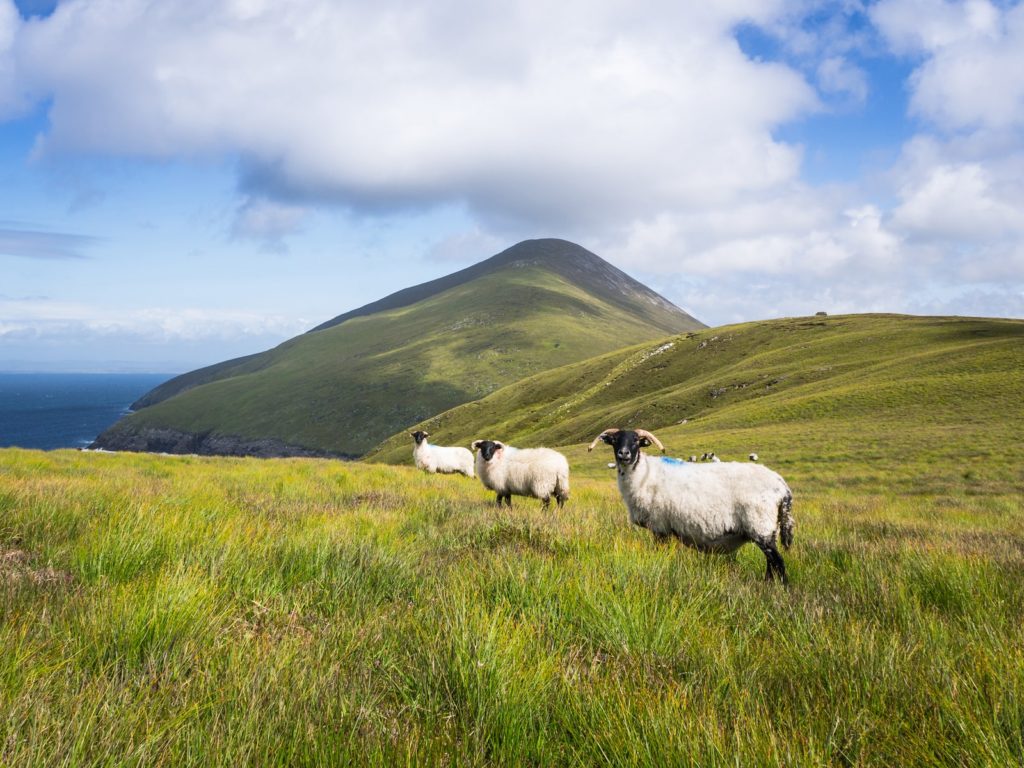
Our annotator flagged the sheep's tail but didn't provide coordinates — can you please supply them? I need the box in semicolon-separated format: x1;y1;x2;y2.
778;488;794;550
554;466;570;506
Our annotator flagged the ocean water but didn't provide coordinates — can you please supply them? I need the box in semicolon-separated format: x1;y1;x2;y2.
0;373;173;450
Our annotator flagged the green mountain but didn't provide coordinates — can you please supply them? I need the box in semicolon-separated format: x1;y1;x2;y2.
94;239;702;457
370;314;1024;492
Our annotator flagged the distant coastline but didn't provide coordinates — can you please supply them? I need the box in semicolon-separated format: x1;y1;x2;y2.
0;373;173;451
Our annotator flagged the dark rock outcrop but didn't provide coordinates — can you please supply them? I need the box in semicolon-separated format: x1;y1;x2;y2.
90;427;353;460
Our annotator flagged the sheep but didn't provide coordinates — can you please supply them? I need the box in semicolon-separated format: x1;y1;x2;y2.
410;430;475;478
588;428;794;582
471;439;569;509
749;453;759;462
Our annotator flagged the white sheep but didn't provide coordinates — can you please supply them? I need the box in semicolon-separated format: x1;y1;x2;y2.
749;453;759;462
471;439;569;508
410;430;475;478
588;428;794;582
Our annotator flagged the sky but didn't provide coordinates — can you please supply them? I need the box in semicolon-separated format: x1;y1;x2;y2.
1;0;1022;372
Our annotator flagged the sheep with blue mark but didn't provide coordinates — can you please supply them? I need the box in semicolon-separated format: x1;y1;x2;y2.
589;428;794;582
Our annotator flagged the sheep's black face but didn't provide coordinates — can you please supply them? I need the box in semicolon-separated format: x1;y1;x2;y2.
411;431;428;446
476;440;502;461
598;434;655;468
603;430;643;468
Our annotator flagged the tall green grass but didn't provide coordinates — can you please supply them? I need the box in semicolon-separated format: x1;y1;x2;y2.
2;447;1022;765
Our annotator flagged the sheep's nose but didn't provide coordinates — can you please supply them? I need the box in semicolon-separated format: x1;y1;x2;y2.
617;449;631;461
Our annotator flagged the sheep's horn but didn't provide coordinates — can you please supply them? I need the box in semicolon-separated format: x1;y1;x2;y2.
635;429;665;452
587;428;619;452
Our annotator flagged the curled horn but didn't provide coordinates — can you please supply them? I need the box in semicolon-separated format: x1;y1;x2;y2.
587;428;620;452
635;429;665;452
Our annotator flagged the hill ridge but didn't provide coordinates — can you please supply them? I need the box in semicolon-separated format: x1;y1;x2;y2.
131;239;699;411
308;238;695;333
96;239;703;457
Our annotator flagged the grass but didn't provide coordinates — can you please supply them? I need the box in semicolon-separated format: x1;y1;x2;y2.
2;444;1022;766
371;313;1024;468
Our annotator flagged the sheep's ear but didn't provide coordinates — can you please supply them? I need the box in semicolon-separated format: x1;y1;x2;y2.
638;436;652;447
493;441;505;449
602;433;616;445
471;440;483;450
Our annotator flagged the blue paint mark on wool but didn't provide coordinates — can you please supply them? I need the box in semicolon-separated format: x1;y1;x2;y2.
660;456;686;465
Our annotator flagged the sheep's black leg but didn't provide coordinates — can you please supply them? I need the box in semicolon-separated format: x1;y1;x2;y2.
495;492;504;507
503;493;513;508
754;539;788;584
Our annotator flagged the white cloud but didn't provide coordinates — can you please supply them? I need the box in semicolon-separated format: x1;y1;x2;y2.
0;0;25;118
3;0;815;229
893;160;1022;240
816;56;868;106
0;0;1021;334
870;0;999;54
0;297;310;342
872;0;1024;131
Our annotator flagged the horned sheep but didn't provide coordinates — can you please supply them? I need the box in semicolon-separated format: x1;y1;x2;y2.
410;431;475;478
589;428;794;582
471;439;570;509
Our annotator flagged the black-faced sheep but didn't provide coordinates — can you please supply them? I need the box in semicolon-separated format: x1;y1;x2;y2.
410;431;475;477
471;439;569;509
589;428;794;582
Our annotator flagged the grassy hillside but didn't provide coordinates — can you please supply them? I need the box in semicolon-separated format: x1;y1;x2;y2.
371;314;1024;494
99;257;700;457
1;445;1022;765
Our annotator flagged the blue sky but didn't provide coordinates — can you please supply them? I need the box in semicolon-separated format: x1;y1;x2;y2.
1;0;1022;372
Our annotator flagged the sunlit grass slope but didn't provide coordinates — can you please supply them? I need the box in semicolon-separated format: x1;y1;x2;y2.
1;447;1022;765
372;314;1024;495
102;264;697;457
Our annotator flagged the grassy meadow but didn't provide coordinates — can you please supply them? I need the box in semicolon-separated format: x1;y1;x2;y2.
2;439;1023;766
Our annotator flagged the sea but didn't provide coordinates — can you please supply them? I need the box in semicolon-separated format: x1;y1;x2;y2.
0;373;173;450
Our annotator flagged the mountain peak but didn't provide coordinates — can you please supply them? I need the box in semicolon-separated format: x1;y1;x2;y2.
310;238;699;333
102;237;704;458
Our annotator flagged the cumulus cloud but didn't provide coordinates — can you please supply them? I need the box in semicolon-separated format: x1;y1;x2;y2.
867;0;1024;299
872;0;1024;131
816;56;868;107
0;0;1021;331
0;0;25;118
893;159;1022;240
3;0;814;230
